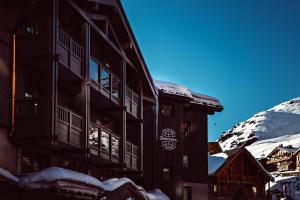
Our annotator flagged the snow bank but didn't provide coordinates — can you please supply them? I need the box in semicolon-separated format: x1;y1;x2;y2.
103;177;137;191
0;166;19;183
146;188;170;200
20;167;105;189
208;153;228;175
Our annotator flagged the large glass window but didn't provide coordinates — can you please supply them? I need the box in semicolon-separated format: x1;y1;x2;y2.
112;76;120;101
101;130;110;153
89;58;99;82
101;68;110;91
111;135;119;157
89;124;99;148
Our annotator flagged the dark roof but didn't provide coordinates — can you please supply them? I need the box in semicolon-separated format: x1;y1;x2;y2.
208;142;222;155
211;147;274;182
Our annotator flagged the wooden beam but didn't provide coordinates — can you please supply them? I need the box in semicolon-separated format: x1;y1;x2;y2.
67;0;138;72
121;59;127;167
116;4;157;97
139;81;144;174
143;95;156;104
107;19;126;54
85;0;116;7
86;12;107;21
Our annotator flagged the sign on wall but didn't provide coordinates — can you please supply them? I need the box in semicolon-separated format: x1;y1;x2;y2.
160;128;178;151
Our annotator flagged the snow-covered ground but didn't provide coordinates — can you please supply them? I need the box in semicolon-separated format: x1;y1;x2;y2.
219;97;300;159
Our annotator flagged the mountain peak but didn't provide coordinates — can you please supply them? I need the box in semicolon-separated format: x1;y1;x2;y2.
218;97;300;159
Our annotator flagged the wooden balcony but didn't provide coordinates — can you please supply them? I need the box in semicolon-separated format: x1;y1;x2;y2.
56;105;83;148
125;142;139;170
125;87;139;118
219;175;265;184
89;57;121;105
88;123;120;163
58;28;84;78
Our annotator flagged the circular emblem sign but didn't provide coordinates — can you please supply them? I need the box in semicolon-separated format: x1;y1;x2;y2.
160;128;178;151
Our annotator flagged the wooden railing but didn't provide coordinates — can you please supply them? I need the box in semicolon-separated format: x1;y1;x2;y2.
56;105;83;147
58;28;83;78
125;87;139;118
125;142;139;170
219;175;265;183
89;57;121;105
88;123;120;163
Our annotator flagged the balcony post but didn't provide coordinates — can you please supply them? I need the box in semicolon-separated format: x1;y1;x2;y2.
139;80;144;174
83;22;91;153
50;0;59;138
120;59;127;167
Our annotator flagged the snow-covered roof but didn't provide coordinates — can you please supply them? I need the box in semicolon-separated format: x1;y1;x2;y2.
19;167;105;189
155;80;193;99
146;188;170;200
0;166;19;183
208;153;228;175
154;80;222;110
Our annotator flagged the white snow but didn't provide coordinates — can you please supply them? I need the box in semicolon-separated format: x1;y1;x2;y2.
219;97;300;159
146;188;170;200
155;80;193;99
0;166;19;183
20;167;105;189
208;152;228;175
102;177;138;191
269;175;300;199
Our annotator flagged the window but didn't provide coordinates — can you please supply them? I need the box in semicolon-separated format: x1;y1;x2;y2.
162;104;172;117
183;155;189;168
89;124;99;148
101;130;110;153
89;58;99;82
111;135;119;157
183;186;192;200
101;68;110;91
227;168;232;178
162;167;172;180
183;121;191;136
111;76;120;101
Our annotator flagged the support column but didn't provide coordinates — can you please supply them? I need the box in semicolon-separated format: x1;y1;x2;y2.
120;59;127;167
139;81;144;175
83;22;91;154
50;0;59;139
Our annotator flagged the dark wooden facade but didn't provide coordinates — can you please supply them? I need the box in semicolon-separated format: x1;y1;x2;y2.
0;0;157;186
208;142;222;155
264;145;297;172
209;148;273;200
154;82;223;200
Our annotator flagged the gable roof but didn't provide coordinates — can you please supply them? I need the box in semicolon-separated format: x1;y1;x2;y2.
209;147;274;182
208;142;222;155
265;145;298;159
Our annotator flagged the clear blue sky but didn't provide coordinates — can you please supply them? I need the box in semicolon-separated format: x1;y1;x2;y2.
121;0;300;141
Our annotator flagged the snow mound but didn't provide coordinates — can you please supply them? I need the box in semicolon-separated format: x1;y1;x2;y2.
208;152;228;175
20;167;105;189
218;97;300;158
0;166;19;183
146;188;170;200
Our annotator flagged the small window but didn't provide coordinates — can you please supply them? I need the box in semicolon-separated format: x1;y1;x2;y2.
227;168;232;178
101;130;110;153
89;124;99;148
162;167;172;180
89;58;99;82
183;155;189;168
162;104;172;117
183;121;191;136
111;135;119;157
101;68;110;91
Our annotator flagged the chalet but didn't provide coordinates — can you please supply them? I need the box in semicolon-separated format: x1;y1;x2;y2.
208;142;222;155
0;0;223;199
264;145;297;172
154;80;223;200
208;147;274;200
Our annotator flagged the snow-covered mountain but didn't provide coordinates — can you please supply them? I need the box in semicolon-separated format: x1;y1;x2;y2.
218;97;300;159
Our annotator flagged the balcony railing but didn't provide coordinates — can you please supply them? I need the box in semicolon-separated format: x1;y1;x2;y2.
56;105;83;148
58;28;84;78
125;142;139;170
89;57;121;105
88;123;120;163
125;87;139;118
219;175;265;183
